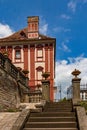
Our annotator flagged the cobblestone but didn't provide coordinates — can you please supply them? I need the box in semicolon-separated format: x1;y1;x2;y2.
0;112;20;130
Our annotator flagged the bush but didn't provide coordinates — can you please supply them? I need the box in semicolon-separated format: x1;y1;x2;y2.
80;101;87;110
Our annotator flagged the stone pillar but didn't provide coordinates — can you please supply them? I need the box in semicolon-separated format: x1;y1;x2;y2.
23;94;29;103
71;69;81;104
26;77;29;86
42;80;50;102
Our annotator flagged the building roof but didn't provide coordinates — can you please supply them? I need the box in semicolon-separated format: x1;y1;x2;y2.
0;27;55;43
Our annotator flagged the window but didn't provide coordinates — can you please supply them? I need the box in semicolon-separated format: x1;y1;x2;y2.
36;45;43;61
37;71;42;80
14;46;21;59
15;50;21;59
37;49;43;58
35;23;38;30
36;49;43;61
36;66;43;80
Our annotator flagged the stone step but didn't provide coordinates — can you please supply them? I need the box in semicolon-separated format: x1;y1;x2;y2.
47;102;72;105
23;128;78;130
22;102;78;130
48;103;72;105
30;112;75;117
46;108;72;112
25;122;77;128
29;117;76;122
47;103;72;105
47;105;72;108
47;104;72;107
47;107;72;109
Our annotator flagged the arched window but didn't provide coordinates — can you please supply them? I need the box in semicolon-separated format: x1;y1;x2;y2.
36;66;43;80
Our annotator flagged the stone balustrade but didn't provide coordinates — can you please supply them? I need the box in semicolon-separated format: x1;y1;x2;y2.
0;52;28;86
29;90;42;103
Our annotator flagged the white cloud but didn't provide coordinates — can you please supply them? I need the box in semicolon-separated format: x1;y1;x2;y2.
62;43;71;52
61;14;71;20
39;24;48;35
55;56;87;99
0;23;14;38
58;40;71;53
39;17;48;35
67;0;77;13
53;27;71;33
67;0;87;13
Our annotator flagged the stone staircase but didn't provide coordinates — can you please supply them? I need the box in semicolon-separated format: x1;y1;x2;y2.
22;101;79;130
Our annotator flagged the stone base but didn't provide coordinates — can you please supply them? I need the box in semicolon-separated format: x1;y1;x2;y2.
76;107;87;130
72;99;81;106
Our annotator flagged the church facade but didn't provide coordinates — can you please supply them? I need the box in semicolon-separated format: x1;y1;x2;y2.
0;16;56;101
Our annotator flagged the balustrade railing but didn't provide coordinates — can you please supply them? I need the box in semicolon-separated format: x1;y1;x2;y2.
80;84;87;100
18;71;26;85
0;53;5;68
10;64;18;79
29;90;42;103
80;84;87;92
67;85;73;99
0;52;28;86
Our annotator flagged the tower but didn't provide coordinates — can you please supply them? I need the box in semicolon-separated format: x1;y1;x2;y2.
27;16;39;39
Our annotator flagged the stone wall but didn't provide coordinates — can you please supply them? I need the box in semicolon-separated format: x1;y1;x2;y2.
76;106;87;130
0;52;29;111
0;72;20;111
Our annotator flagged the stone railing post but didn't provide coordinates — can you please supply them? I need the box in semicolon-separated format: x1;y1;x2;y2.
17;72;20;81
71;69;81;104
4;56;11;72
23;94;29;103
41;80;50;102
25;77;29;86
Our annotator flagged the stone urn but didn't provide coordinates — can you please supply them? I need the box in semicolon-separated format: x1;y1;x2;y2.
22;69;29;76
17;67;22;71
42;72;50;80
3;51;9;57
72;69;81;78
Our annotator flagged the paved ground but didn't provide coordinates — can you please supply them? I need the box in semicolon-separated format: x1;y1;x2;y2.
0;112;20;130
0;102;43;130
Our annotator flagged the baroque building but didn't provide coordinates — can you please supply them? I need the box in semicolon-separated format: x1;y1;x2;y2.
0;16;56;101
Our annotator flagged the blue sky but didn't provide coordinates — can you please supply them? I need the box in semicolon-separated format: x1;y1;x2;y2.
0;0;87;99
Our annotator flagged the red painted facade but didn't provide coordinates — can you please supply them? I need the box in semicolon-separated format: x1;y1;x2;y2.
0;16;56;101
30;45;35;88
23;45;28;69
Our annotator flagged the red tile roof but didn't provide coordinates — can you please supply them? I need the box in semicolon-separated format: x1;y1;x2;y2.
0;27;54;42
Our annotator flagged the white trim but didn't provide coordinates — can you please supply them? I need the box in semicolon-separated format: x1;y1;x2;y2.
28;45;30;78
48;45;50;72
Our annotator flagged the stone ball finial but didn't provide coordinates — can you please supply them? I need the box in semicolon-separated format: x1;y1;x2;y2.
71;69;81;78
